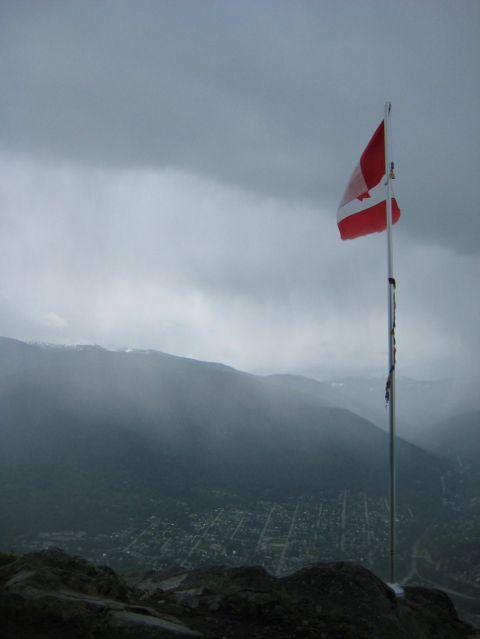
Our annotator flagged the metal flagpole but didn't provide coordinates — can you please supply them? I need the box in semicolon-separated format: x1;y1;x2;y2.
384;101;400;590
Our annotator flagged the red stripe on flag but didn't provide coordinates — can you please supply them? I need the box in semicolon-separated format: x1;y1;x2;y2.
359;121;385;191
338;198;400;240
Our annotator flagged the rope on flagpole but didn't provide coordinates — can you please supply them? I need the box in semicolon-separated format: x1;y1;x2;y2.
385;146;397;407
385;276;397;406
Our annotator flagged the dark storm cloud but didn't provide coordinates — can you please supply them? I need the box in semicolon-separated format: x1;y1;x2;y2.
1;1;479;252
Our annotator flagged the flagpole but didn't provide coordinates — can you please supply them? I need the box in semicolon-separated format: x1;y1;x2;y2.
384;101;398;587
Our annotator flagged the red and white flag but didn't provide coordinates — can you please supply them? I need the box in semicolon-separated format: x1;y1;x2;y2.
337;121;400;240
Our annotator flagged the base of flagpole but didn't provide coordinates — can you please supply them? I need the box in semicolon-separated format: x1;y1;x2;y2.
387;583;405;598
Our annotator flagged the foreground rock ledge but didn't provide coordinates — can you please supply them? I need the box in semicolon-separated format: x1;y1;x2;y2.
0;549;477;638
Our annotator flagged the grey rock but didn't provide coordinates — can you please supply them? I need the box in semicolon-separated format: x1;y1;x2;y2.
109;610;202;636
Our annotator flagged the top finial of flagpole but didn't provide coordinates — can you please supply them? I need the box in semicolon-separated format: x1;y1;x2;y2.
385;101;392;114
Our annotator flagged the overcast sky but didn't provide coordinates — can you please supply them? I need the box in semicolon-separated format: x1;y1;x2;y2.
0;0;479;383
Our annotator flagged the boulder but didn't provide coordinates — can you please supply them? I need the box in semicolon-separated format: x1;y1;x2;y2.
1;550;477;638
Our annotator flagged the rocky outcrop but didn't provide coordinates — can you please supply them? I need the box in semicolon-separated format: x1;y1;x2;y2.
0;550;477;638
136;562;478;638
0;550;201;638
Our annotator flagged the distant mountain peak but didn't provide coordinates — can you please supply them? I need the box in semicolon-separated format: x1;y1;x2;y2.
26;341;107;352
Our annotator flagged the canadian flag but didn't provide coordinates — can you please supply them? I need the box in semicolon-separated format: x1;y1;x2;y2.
337;121;400;240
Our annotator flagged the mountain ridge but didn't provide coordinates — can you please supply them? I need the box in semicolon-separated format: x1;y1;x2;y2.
0;336;447;543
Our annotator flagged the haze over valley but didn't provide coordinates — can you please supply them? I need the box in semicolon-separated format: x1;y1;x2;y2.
1;337;479;623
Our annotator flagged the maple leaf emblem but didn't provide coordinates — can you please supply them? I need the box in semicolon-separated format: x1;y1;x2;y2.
357;191;371;201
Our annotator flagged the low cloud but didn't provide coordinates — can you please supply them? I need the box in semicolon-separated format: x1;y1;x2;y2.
1;156;478;382
42;312;68;330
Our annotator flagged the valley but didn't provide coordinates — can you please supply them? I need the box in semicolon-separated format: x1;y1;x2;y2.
13;481;480;619
1;338;479;625
17;490;412;576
